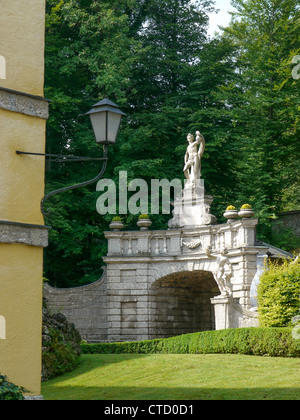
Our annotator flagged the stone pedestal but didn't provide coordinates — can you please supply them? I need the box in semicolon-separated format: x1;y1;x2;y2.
168;181;217;228
211;294;259;330
211;296;233;330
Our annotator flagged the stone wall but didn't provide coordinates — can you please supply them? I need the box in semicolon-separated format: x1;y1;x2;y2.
275;211;300;236
44;269;108;343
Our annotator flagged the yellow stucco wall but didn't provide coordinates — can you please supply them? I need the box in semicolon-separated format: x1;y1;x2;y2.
0;0;46;96
0;110;46;226
0;244;44;395
0;0;47;397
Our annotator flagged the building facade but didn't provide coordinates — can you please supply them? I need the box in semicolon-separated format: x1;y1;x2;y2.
0;0;48;398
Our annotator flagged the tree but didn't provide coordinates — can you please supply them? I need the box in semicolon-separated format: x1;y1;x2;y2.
220;0;300;240
44;0;144;287
113;0;240;221
187;37;241;216
43;0;217;287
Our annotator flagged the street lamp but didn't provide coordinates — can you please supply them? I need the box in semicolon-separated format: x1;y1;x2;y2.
16;98;126;215
86;98;126;145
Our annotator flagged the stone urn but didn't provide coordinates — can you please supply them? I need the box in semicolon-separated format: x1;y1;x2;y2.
109;220;124;231
137;216;152;231
238;206;255;218
223;207;238;222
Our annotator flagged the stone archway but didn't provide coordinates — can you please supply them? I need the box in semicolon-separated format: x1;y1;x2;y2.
149;270;220;339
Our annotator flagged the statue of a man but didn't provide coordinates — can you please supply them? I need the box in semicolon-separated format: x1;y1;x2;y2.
206;247;233;297
183;131;205;185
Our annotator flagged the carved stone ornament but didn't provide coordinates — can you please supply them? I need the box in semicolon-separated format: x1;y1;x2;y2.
181;239;202;249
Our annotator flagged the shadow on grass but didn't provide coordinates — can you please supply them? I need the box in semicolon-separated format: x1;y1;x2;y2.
64;354;152;379
42;385;300;400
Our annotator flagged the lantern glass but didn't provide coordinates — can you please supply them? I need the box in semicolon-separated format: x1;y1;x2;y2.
86;98;126;145
89;112;107;144
107;111;122;144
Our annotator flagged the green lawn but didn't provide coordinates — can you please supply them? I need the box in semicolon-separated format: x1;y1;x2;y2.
42;354;300;400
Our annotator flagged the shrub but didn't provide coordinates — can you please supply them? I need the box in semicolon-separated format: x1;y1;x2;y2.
42;339;79;380
139;214;149;219
42;299;82;381
226;206;236;211
112;216;122;222
241;204;252;209
0;375;27;400
81;327;300;358
258;258;300;327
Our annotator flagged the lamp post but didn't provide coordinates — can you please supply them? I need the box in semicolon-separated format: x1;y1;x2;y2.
16;98;126;215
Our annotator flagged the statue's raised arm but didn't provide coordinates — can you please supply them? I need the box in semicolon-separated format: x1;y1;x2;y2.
196;131;205;159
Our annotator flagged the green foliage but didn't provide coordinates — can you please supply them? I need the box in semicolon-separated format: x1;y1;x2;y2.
43;0;147;288
0;375;27;400
138;214;149;219
42;340;79;381
270;223;300;252
81;327;300;358
42;302;82;381
258;258;300;327
221;0;300;239
112;216;123;222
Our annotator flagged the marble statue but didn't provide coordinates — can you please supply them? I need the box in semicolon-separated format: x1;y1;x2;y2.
206;246;233;296
168;130;217;228
183;131;205;185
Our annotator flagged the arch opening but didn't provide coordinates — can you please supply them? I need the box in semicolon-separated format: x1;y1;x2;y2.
149;270;220;339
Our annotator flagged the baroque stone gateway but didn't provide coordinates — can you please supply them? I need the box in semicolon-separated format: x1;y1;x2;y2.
44;131;292;342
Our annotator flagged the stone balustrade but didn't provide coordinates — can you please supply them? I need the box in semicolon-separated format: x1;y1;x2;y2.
106;218;258;257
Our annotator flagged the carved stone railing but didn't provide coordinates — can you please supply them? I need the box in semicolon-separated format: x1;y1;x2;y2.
105;218;259;257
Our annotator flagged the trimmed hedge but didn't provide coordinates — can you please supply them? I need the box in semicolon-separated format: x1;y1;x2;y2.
81;328;300;358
